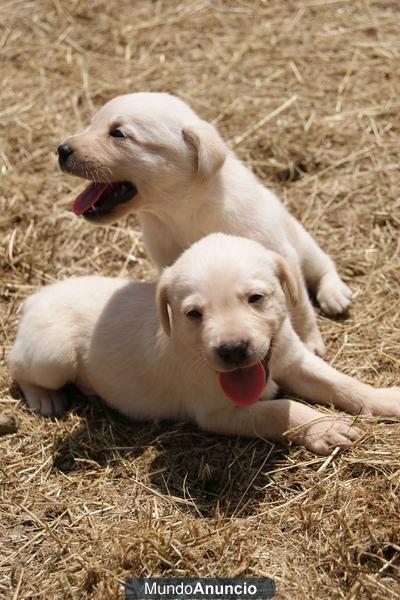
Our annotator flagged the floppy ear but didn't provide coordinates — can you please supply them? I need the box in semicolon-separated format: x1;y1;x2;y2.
274;255;298;306
182;123;227;183
156;270;172;336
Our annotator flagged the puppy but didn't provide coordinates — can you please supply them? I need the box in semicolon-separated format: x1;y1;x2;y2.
8;234;399;456
58;92;352;357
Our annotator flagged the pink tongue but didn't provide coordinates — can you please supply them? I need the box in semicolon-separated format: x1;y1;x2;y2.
72;182;108;216
219;363;266;407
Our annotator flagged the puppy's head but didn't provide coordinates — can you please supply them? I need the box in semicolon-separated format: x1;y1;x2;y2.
156;233;297;379
58;93;226;224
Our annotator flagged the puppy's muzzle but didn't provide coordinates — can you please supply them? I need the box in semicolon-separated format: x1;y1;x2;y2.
56;139;138;222
58;143;74;167
216;339;250;367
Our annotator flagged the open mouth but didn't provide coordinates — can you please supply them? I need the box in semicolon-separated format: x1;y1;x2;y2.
72;181;137;219
218;345;272;407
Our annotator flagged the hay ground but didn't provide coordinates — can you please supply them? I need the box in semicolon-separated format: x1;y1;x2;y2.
1;0;400;597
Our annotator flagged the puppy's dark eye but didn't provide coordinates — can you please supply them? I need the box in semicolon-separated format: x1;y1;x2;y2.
110;128;125;139
186;309;202;320
248;294;264;304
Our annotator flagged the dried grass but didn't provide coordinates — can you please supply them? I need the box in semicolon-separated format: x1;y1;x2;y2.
1;1;400;598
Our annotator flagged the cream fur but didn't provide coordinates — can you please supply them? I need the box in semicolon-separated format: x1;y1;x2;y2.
9;234;400;456
60;92;353;357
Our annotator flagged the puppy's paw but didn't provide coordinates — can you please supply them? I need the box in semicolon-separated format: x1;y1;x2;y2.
293;416;359;456
317;273;352;316
21;384;67;418
304;329;326;358
365;387;400;418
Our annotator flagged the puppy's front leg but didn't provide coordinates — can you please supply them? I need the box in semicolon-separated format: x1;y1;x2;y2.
274;319;400;418
195;400;358;456
280;250;325;357
290;274;326;357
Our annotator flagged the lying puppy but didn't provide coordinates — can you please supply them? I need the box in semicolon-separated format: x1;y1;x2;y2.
9;234;399;456
58;92;352;357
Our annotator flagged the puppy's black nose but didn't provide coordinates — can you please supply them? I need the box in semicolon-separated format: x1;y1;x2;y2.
217;340;249;365
57;143;73;163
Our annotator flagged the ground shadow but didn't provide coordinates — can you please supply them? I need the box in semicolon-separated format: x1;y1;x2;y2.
45;386;291;518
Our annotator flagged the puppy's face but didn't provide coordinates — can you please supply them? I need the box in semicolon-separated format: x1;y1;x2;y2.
58;93;226;224
157;234;297;374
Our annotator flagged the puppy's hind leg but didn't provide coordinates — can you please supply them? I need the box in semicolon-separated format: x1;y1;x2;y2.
19;383;68;418
8;333;78;418
273;319;400;418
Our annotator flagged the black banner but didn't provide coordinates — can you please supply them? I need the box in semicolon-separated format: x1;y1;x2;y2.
125;578;276;599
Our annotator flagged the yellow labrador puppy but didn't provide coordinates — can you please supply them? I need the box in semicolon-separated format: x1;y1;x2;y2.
9;234;399;455
58;92;352;357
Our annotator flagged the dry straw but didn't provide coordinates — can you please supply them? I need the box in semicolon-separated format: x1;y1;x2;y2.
0;1;399;598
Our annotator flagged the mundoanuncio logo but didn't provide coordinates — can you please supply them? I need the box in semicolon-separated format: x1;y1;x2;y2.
125;577;276;599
